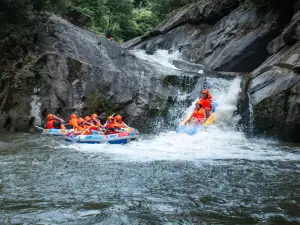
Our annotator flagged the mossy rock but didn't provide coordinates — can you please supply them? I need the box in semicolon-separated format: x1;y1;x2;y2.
86;90;115;116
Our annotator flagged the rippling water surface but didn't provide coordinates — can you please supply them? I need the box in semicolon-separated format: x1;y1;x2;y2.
0;130;300;224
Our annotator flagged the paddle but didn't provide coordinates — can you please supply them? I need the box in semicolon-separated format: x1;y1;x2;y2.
35;126;44;130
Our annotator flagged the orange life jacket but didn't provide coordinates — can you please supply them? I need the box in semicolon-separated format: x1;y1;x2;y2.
193;108;206;122
69;118;78;129
105;122;120;134
83;124;92;134
200;98;212;110
75;125;92;135
46;120;56;129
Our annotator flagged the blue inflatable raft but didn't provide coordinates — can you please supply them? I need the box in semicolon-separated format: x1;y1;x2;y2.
42;128;73;136
65;127;139;144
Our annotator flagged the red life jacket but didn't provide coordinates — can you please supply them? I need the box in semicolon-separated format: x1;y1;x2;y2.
200;98;212;110
193;108;206;122
46;120;56;129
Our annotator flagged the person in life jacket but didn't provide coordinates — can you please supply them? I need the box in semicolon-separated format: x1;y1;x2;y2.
72;117;92;135
105;116;121;134
186;102;206;124
114;115;129;128
68;114;78;129
200;89;213;118
200;89;212;101
84;116;100;131
91;113;102;127
46;114;65;129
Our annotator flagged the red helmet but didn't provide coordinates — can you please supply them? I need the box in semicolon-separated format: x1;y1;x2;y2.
47;114;53;121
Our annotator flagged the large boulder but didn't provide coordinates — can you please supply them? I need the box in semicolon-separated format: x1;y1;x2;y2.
126;1;294;73
250;39;300;142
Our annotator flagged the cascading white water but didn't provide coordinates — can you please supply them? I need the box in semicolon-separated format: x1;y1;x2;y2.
131;49;181;69
69;50;300;162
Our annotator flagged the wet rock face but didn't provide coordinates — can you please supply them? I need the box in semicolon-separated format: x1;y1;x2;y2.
250;38;300;142
125;1;293;73
251;66;300;142
250;1;300;142
0;15;208;132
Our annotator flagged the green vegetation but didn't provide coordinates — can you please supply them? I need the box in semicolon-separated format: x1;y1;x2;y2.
86;90;114;116
71;0;191;42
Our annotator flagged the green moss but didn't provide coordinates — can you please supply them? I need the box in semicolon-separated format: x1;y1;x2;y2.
86;90;115;116
253;97;271;119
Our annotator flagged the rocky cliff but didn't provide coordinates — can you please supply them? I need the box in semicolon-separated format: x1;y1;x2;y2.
1;15;236;132
250;8;300;141
124;0;300;142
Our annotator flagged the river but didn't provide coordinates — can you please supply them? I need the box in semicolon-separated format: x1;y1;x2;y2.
0;51;300;224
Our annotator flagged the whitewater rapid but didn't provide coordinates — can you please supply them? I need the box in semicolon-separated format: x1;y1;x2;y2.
60;50;300;163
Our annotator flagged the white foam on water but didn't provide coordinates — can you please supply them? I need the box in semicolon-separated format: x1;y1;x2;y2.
68;77;300;163
66;50;300;163
68;128;300;162
131;49;181;69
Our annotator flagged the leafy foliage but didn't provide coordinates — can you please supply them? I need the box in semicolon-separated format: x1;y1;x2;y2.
71;0;191;42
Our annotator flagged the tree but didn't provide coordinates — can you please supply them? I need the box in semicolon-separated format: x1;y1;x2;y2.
106;0;134;34
72;0;108;30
